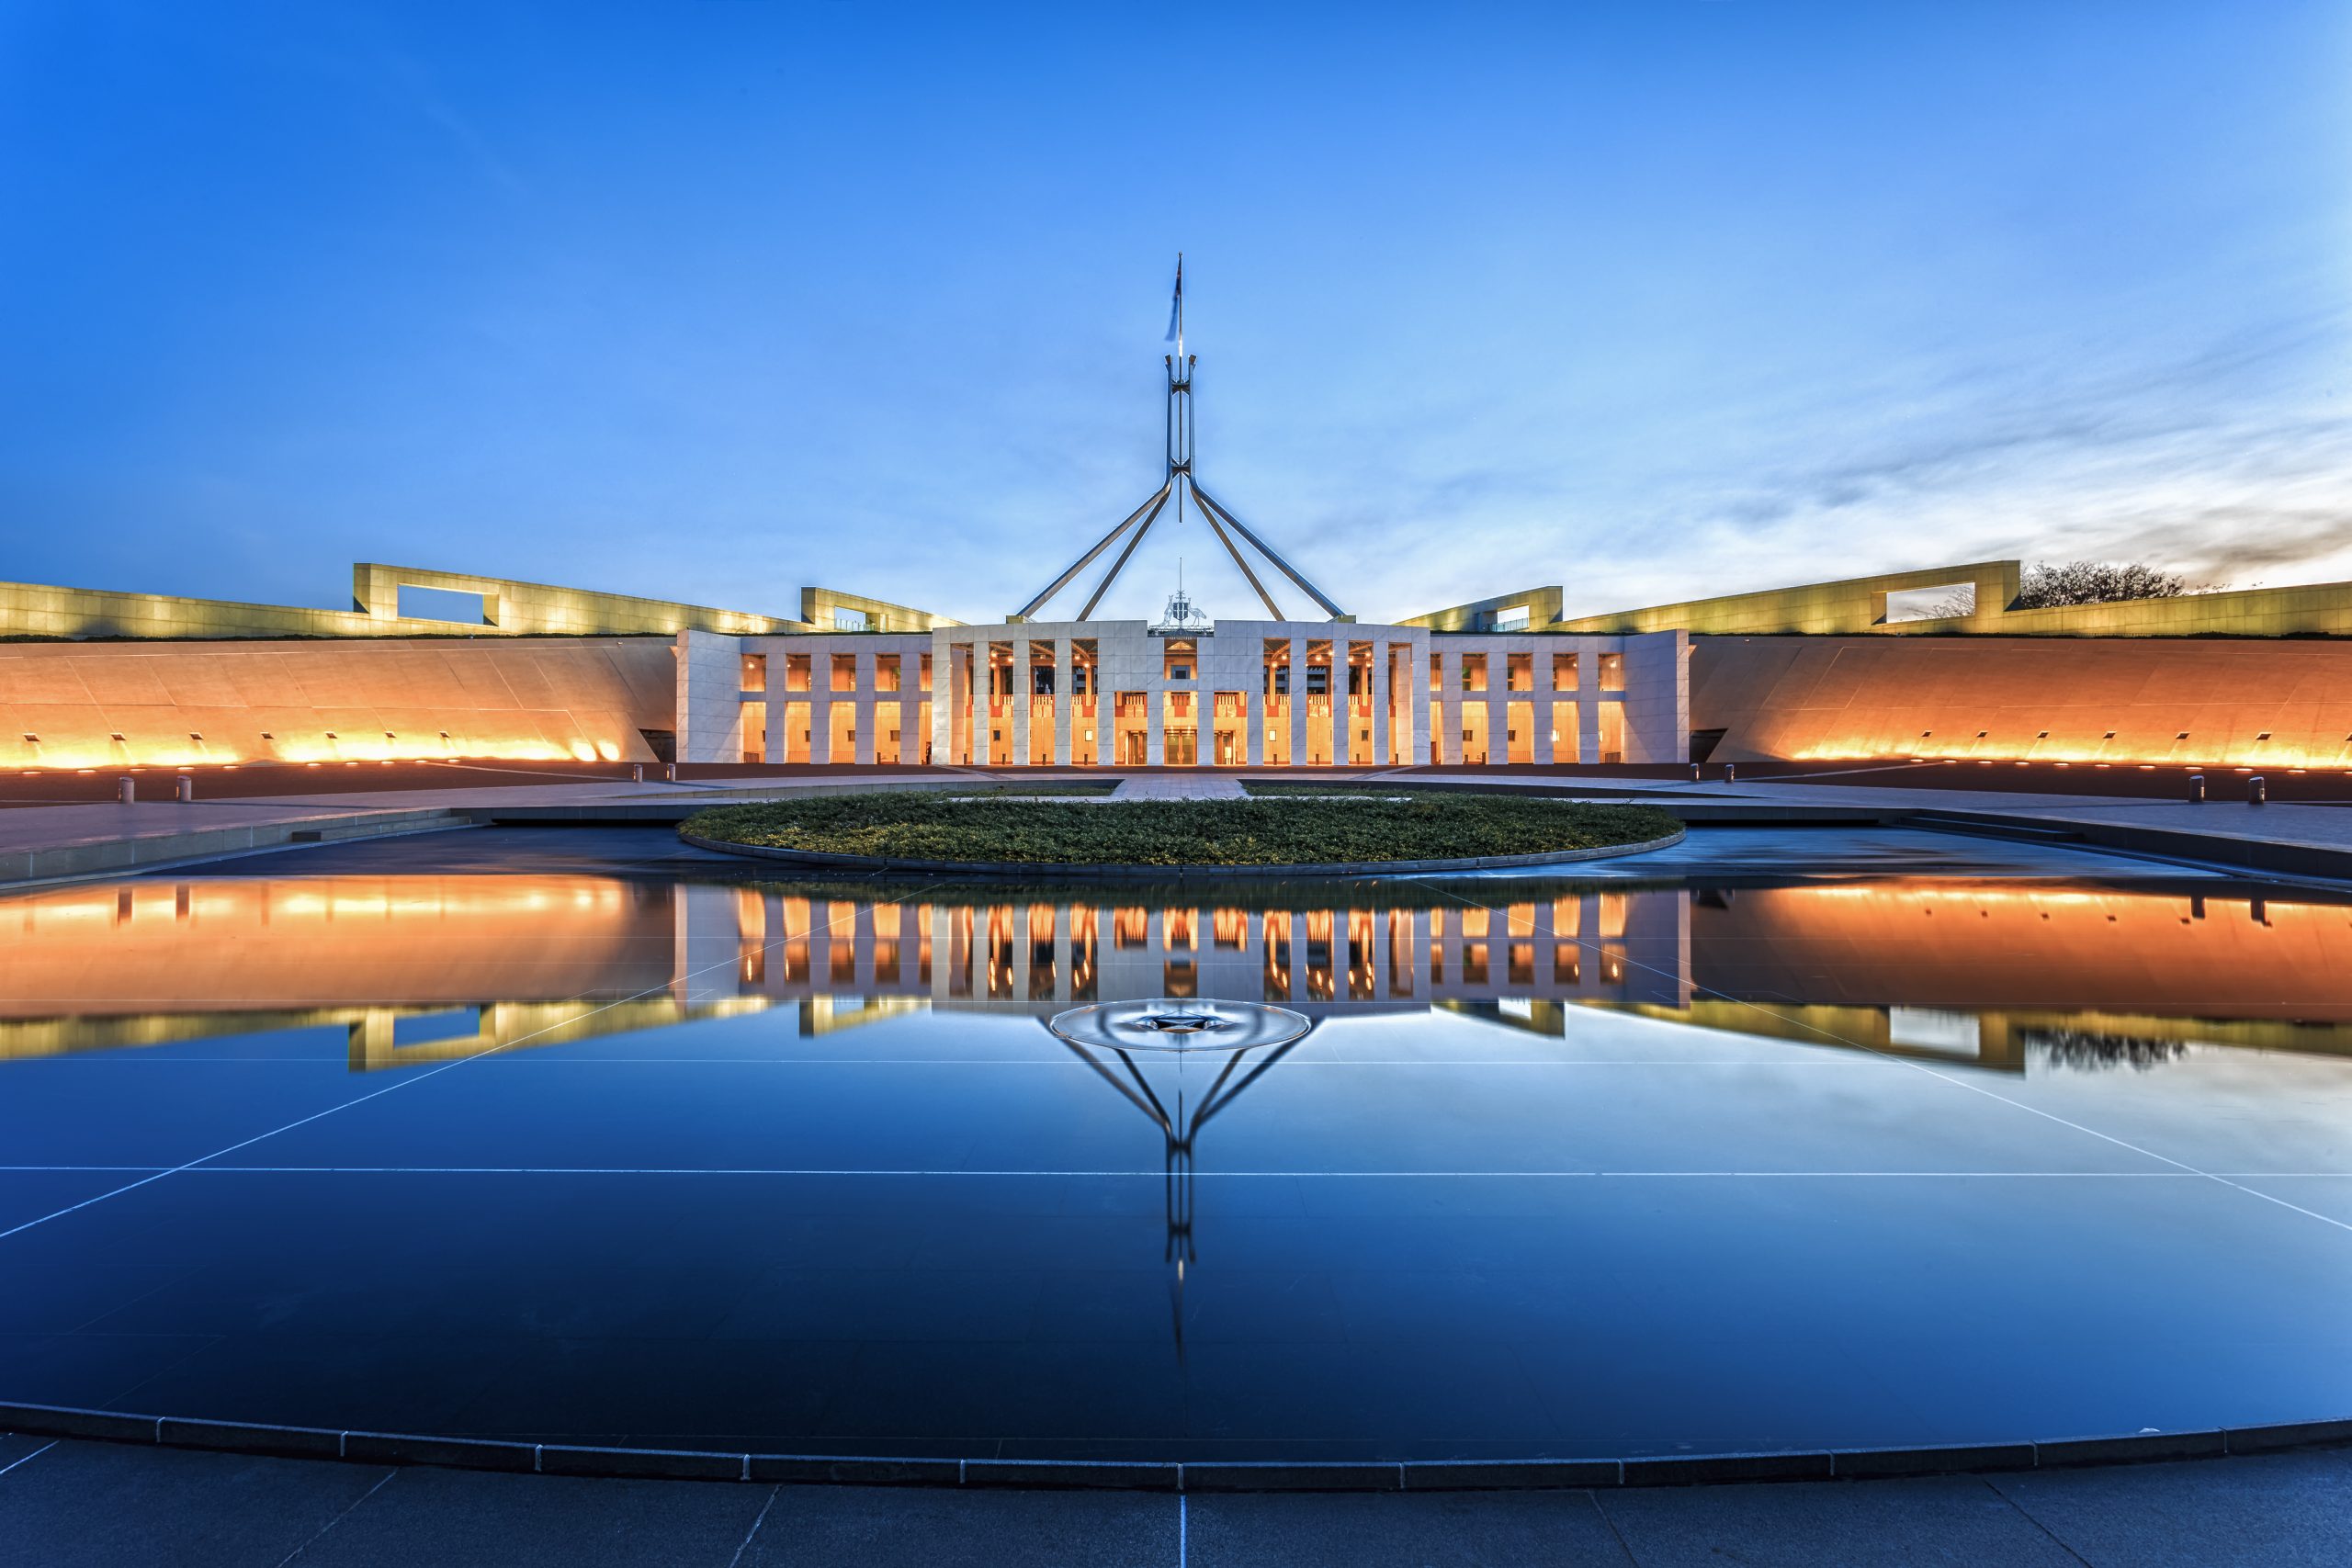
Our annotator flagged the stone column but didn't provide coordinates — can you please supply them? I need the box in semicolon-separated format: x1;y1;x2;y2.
1533;650;1555;766
1369;648;1390;767
1096;660;1116;768
930;634;953;766
854;651;877;765
1289;637;1310;766
808;647;834;766
1436;649;1462;766
1009;643;1031;769
1580;648;1603;764
1054;636;1075;766
1408;632;1431;765
1487;665;1509;773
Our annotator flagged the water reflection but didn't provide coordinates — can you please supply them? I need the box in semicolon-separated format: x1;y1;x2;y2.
1059;1025;1305;1359
6;874;2352;1073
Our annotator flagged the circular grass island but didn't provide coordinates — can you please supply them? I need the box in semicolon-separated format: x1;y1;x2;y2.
680;791;1684;876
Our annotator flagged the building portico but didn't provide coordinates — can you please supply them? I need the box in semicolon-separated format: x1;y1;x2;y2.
678;618;1685;768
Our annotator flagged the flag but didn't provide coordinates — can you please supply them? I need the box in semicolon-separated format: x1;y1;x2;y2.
1165;254;1182;343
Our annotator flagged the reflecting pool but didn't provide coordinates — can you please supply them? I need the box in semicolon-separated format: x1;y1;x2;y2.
0;827;2346;1460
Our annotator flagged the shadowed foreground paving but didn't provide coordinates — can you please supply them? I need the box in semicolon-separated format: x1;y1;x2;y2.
1;1437;2347;1567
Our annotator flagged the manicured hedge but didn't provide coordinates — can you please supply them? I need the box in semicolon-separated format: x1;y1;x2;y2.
681;792;1680;867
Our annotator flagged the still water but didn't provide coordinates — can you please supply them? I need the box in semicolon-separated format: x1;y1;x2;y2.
1;828;2346;1460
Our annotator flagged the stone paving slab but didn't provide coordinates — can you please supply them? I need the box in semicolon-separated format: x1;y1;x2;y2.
6;1438;2351;1567
0;1437;395;1568
1983;1450;2352;1568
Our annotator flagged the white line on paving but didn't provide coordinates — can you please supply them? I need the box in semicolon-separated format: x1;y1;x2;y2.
274;1469;396;1568
0;883;945;1247
726;1484;782;1568
1178;1493;1187;1568
0;1440;57;1481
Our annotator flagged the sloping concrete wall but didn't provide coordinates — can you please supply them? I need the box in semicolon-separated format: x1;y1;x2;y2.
0;637;677;769
1693;636;2352;767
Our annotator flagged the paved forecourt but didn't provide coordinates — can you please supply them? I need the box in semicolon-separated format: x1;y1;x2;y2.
1;1433;2348;1567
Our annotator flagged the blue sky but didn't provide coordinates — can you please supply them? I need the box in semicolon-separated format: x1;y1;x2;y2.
3;1;2347;625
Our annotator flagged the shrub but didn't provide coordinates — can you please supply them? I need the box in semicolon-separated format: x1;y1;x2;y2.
682;792;1680;867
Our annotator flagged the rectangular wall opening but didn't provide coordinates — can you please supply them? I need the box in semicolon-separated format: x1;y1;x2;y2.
1884;583;1976;623
395;584;490;625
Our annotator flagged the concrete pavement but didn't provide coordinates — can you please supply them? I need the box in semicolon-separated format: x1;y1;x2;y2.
1;1435;2346;1567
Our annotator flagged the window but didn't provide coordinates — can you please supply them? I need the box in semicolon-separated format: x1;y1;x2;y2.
1507;653;1532;693
831;607;869;631
1552;652;1577;692
740;653;767;693
831;655;857;692
1461;654;1487;693
785;654;811;692
875;654;901;693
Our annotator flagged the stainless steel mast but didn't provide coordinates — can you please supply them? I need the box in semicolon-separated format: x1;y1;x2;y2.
1016;259;1347;623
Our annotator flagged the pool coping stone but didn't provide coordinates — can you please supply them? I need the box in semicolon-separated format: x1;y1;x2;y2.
6;1402;2347;1492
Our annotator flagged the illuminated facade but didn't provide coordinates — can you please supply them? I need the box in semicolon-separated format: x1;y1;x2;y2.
675;620;1686;767
11;276;2352;772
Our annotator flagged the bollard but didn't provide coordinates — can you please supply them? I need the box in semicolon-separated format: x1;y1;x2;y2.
2188;773;2205;804
117;777;136;804
664;762;678;782
2249;774;2267;805
1723;761;1736;784
1690;762;1702;781
175;775;193;802
631;763;644;783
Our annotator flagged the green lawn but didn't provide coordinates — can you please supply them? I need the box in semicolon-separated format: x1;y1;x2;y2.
682;792;1680;866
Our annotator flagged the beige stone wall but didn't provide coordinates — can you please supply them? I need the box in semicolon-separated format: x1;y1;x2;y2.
351;564;811;637
1419;559;2352;640
0;564;954;641
0;637;677;769
1693;635;2352;768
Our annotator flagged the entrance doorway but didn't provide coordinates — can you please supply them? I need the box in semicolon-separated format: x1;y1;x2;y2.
1165;726;1197;766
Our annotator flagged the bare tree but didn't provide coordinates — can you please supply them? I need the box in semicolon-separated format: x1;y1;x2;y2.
2013;560;2197;609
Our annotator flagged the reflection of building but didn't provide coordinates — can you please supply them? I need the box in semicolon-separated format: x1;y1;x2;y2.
6;874;2352;1073
677;886;1690;1021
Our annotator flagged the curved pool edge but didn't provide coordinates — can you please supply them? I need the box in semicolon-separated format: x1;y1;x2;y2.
6;1399;2344;1492
676;826;1689;879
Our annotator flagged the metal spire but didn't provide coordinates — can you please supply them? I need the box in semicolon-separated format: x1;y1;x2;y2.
1015;260;1348;624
